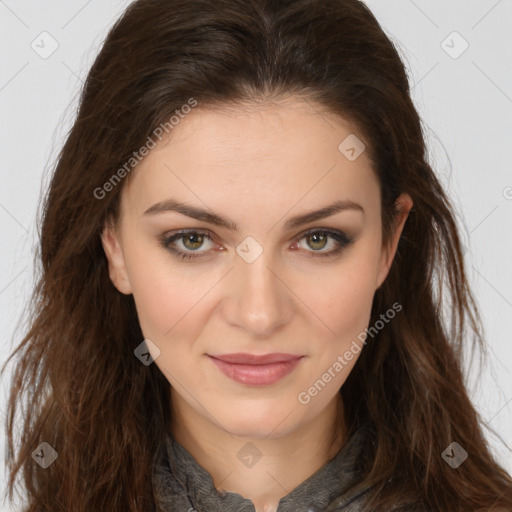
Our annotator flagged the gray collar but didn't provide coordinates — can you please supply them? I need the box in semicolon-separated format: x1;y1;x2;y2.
153;423;373;512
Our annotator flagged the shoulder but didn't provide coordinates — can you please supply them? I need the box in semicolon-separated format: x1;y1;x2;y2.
330;500;431;512
325;483;431;512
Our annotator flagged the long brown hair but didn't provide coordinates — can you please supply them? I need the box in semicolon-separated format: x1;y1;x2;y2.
3;0;512;510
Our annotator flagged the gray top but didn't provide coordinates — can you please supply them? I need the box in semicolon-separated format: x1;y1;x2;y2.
152;423;424;511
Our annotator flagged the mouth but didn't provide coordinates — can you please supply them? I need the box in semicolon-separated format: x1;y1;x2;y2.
207;353;304;386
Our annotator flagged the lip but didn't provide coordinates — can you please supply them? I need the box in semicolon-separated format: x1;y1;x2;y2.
207;353;304;386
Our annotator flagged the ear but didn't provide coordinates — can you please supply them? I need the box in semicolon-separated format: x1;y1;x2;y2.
375;193;413;290
100;219;133;295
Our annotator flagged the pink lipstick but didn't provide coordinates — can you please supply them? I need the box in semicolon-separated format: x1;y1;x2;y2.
207;353;304;386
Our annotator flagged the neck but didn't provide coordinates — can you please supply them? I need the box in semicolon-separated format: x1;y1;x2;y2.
170;393;346;512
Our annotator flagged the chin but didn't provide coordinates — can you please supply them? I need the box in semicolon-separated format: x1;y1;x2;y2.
210;400;303;439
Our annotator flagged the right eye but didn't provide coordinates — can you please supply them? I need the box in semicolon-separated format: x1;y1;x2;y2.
159;229;217;260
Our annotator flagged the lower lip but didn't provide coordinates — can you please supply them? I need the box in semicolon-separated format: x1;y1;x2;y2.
208;356;303;386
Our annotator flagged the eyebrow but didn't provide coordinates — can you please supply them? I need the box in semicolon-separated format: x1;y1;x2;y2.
143;198;364;231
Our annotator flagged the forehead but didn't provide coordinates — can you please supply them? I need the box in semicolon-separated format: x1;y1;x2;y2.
154;98;366;165
121;97;379;220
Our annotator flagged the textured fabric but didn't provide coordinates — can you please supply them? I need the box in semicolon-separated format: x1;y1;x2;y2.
152;423;379;512
152;421;430;511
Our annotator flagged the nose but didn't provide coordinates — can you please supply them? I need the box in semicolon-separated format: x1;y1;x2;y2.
223;244;294;337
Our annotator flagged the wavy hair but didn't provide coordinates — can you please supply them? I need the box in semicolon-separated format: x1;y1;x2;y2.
3;0;512;510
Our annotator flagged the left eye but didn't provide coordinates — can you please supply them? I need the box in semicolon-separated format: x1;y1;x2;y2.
296;231;340;252
159;228;353;261
290;228;354;258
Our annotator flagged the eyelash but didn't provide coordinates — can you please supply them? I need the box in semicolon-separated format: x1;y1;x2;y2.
158;228;354;261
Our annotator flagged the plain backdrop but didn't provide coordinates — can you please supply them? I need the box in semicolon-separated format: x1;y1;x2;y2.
1;0;511;510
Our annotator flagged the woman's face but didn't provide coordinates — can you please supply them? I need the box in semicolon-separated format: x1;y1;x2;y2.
101;97;411;438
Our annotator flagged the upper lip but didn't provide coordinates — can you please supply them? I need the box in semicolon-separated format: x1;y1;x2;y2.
208;353;303;365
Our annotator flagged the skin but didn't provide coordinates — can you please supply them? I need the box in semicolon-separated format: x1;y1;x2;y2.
101;96;413;512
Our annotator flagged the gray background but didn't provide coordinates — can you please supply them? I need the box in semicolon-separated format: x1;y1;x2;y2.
1;0;511;509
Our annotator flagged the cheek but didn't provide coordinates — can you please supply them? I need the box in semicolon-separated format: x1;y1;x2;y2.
299;256;378;335
294;251;379;386
295;271;376;407
122;242;207;342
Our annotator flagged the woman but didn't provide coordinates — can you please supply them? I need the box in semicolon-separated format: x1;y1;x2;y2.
3;0;512;511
